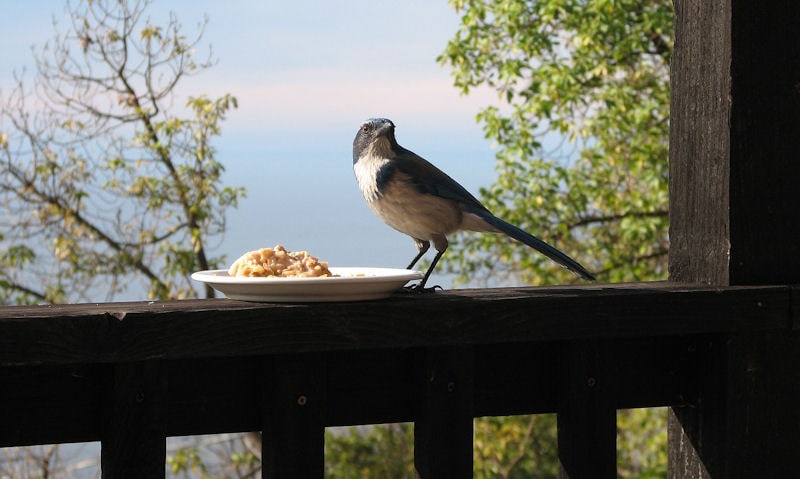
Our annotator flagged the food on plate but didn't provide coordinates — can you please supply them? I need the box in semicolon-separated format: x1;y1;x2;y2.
228;245;334;278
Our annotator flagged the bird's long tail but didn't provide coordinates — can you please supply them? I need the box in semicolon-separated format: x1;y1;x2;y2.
470;209;596;281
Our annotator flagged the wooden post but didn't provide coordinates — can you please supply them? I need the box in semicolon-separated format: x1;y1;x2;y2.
414;347;474;478
262;354;326;478
101;361;167;479
668;0;732;286
668;0;800;477
557;341;617;479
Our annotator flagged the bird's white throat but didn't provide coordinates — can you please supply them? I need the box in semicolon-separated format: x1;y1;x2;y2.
353;153;390;203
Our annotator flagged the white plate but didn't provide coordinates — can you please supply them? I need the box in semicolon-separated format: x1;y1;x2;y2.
191;267;424;302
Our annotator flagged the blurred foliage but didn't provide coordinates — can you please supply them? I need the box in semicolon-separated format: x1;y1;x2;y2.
325;424;416;479
166;434;261;479
474;415;558;479
0;0;243;303
167;447;208;477
438;0;672;286
618;409;668;479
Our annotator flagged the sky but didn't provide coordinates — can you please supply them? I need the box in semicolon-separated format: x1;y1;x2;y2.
0;0;505;299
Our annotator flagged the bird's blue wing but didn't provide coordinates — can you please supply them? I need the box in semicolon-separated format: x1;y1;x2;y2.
392;147;491;213
389;146;595;281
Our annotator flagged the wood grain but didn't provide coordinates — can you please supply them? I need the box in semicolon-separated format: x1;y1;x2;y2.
668;1;800;477
0;283;791;367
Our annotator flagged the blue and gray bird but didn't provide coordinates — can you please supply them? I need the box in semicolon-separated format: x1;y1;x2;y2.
352;117;595;290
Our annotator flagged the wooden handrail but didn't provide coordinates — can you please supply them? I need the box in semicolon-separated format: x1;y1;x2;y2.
0;282;791;365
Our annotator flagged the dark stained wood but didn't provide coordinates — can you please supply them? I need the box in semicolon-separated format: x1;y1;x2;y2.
727;2;800;285
0;282;795;477
414;347;474;479
721;332;800;477
261;354;325;478
669;332;800;479
473;342;561;417
165;357;261;436
0;364;105;446
0;283;792;366
668;0;732;285
0;335;711;449
668;337;728;479
557;341;617;479
324;349;416;426
668;1;800;477
100;361;167;479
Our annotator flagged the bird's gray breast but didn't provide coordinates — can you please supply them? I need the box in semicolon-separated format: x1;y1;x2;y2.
356;169;464;241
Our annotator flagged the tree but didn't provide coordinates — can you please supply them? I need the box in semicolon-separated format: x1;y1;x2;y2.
0;444;75;479
438;0;671;285
0;0;243;304
325;424;416;479
474;415;559;479
166;433;261;479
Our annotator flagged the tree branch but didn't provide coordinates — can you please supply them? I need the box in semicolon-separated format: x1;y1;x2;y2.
0;277;48;303
569;210;668;229
4;157;169;294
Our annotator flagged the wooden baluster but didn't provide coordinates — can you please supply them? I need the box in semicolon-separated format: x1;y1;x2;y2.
557;341;616;479
262;353;326;478
414;346;474;478
101;360;167;479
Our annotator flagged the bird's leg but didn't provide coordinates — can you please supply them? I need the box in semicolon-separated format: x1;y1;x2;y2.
405;239;430;269
415;249;444;291
406;236;447;293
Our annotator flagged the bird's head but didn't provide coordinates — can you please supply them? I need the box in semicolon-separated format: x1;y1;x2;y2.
352;117;397;164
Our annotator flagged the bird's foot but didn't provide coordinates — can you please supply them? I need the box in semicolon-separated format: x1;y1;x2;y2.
401;283;442;294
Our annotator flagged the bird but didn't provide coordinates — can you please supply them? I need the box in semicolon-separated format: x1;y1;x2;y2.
352;117;595;290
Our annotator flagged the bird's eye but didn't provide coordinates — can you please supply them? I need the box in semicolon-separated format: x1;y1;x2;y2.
361;123;373;133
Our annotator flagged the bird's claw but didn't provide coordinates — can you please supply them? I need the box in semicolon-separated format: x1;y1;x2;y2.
401;283;442;294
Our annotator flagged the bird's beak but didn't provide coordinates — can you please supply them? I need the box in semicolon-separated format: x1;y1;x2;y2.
375;121;393;138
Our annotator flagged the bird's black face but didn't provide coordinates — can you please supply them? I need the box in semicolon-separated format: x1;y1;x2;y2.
353;118;395;163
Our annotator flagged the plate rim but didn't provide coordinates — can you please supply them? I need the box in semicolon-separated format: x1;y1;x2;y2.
191;267;423;284
191;266;424;302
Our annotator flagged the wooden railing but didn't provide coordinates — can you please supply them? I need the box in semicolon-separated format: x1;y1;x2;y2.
1;282;796;478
